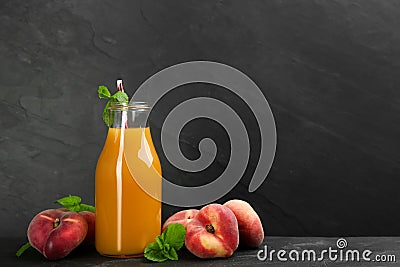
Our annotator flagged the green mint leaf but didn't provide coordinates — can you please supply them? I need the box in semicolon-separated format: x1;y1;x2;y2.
163;223;186;250
102;100;114;127
163;242;170;253
16;242;31;257
55;195;81;209
144;242;168;262
159;230;166;243
66;205;81;212
79;204;96;212
98;85;111;99
112;91;129;103
98;84;129;127
55;195;95;213
166;247;178;261
144;224;186;262
155;236;164;250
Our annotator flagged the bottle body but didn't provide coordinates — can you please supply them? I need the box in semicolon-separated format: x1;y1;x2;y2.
95;104;161;257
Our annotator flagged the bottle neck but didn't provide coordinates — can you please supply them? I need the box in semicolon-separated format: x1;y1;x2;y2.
108;102;151;128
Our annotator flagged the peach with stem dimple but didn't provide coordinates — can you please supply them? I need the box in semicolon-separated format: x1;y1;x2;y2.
185;204;239;258
27;209;88;260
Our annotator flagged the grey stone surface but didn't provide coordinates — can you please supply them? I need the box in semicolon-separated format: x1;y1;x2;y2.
3;237;400;266
0;0;400;237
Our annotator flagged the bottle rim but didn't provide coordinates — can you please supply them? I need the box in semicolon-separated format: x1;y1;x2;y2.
108;101;151;111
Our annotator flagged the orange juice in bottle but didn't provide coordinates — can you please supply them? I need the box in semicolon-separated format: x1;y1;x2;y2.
95;99;161;258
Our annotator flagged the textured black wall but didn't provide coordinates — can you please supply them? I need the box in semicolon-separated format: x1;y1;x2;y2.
1;0;399;238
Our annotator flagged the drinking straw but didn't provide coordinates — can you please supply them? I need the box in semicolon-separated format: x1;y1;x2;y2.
115;79;126;251
116;79;129;129
117;79;124;92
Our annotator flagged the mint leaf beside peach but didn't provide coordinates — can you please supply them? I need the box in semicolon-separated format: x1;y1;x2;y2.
16;195;95;259
162;199;265;259
144;223;186;262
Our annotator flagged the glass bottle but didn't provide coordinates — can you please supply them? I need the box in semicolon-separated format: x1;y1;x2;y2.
95;102;161;258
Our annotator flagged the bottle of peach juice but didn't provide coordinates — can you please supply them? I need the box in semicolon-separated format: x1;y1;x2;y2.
95;100;162;258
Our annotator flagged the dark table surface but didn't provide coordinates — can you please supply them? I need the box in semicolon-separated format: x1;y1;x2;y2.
2;236;399;266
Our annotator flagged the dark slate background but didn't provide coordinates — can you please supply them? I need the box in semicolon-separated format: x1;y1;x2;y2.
1;0;399;238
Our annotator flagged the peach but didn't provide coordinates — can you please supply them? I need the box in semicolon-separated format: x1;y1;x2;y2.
57;208;95;245
27;209;88;260
79;211;95;245
224;199;264;247
162;209;199;232
185;204;239;258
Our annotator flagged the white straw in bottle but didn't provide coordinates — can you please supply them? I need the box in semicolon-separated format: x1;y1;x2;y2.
115;79;126;251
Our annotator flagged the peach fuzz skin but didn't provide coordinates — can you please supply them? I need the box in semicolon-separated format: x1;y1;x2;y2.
162;209;199;232
27;209;88;260
224;199;264;247
185;204;239;258
79;211;95;245
57;208;95;245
